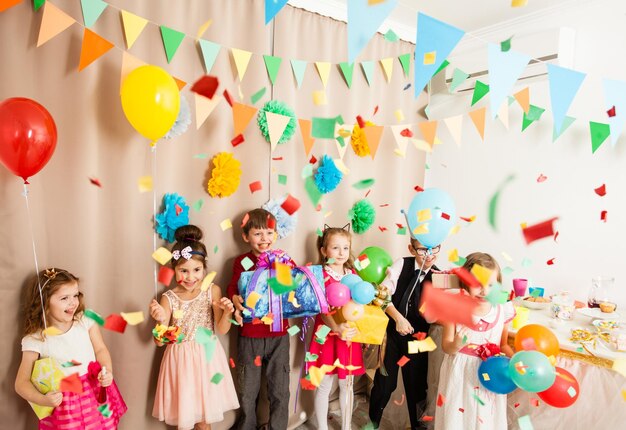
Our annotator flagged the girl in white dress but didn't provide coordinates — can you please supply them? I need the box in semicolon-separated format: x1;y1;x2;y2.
434;253;515;430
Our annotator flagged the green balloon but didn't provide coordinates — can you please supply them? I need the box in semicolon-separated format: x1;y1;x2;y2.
509;351;556;393
356;246;393;284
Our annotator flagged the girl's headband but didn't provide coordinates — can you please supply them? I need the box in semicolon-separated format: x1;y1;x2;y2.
172;246;206;261
323;223;351;232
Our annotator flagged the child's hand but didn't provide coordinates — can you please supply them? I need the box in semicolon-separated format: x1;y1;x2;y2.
214;297;235;314
338;322;358;341
98;368;113;387
453;326;470;351
232;294;245;312
395;315;414;336
149;299;165;323
43;391;63;407
234;309;243;326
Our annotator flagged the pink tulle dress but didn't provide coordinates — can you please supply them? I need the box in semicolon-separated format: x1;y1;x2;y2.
307;267;365;379
153;286;239;429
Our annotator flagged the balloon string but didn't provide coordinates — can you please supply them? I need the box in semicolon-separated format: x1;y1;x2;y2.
23;183;47;332
152;144;158;300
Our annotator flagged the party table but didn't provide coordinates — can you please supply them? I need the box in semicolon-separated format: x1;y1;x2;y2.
506;306;626;429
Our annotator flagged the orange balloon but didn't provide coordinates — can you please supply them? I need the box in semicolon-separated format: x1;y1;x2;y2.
514;324;560;358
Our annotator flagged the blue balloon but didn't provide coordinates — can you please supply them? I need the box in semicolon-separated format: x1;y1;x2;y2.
403;188;456;248
350;281;376;305
341;274;363;289
478;356;518;394
508;351;556;393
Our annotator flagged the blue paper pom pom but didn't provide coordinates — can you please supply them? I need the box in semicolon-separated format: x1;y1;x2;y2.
155;193;190;243
262;196;298;239
314;155;343;194
164;95;191;140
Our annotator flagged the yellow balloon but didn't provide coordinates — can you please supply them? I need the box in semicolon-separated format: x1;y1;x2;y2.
120;65;180;142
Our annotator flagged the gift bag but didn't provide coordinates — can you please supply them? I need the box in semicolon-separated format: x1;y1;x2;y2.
238;251;328;330
29;357;65;419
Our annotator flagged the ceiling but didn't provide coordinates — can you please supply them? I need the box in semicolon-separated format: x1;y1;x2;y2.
287;0;589;40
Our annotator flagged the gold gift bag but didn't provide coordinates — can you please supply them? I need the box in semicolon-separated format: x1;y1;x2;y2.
351;305;389;345
29;357;65;419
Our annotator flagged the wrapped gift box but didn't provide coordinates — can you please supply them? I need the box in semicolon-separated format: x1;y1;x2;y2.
432;272;460;289
334;305;389;345
29;357;65;419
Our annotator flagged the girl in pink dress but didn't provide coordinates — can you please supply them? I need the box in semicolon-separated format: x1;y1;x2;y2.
308;225;365;430
434;253;515;430
15;268;127;429
149;225;240;430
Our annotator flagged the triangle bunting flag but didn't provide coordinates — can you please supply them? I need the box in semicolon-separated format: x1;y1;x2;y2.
488;43;530;118
121;10;148;49
339;62;355;88
469;107;486;141
547;64;586;134
361;61;374;86
298;119;315;156
198;40;220;74
160;25;185;63
37;2;76;47
265;111;291;151
348;0;398;63
195;94;222;129
80;0;108;29
78;28;113;71
263;55;282;85
231;48;252;81
265;0;289;25
315;62;331;88
380;58;394;83
290;59;307;88
398;53;410;77
232;102;258;137
363;125;384;159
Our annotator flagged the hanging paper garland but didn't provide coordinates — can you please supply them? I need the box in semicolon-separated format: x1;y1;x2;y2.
257;100;297;145
262;195;298;239
207;152;242;198
314;155;343;194
348;199;376;234
164;94;191;140
350;121;375;157
155;193;190;243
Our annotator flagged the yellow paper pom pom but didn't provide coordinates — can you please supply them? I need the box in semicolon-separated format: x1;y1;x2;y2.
207;152;242;198
350;121;375;157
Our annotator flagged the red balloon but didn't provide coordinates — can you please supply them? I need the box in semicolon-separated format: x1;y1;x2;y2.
537;367;579;408
0;98;57;182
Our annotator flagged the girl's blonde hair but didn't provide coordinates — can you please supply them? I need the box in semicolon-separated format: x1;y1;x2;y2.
317;226;355;270
22;268;83;337
460;252;502;291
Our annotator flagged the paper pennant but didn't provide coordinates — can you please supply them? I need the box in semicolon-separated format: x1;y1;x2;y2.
231;48;252;81
0;0;21;13
298;119;315;156
290;59;307;88
363;125;384;159
198;39;221;74
417;121;438;146
195;94;222;129
398;53;410;77
60;373;83;394
160;25;185;64
315;62;331;88
265;0;289;24
497;99;509;129
265;111;291;151
361;61;375;86
120;10;148;49
514;87;530;113
232;102;257;136
347;0;399;63
380;57;394;82
552;115;575;141
603;79;626;146
263;55;282;85
468;107;486;141
339;62;355;88
471;81;490;106
547;64;586;134
443;114;463;146
390;124;411;155
120;311;144;325
449;68;469;92
104;314;127;333
488;43;530;118
414;13;465;97
80;0;107;28
589;121;610;153
152;247;172;265
37;3;76;47
79;29;113;71
521;105;545;131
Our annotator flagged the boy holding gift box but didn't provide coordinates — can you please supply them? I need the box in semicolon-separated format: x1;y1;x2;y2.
228;209;293;430
369;238;441;430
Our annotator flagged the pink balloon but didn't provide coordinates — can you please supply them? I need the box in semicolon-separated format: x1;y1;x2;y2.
342;300;365;321
326;282;351;307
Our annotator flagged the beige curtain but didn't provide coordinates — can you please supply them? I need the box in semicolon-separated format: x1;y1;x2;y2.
0;1;425;429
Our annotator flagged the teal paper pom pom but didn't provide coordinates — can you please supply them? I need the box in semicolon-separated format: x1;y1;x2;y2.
314;155;343;194
348;199;376;234
257;100;297;145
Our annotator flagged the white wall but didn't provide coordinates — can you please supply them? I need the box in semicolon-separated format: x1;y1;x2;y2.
426;0;626;310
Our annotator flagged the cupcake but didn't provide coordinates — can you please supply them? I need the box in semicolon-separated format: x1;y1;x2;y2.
599;302;617;313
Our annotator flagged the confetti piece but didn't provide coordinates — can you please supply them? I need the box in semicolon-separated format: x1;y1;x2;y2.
211;372;224;384
191;75;219;99
84;309;105;326
253;355;262;366
305;352;319;362
460;215;476;223
246;291;262;309
287;325;301;336
437;393;446;406
522;217;558;245
220;218;233;231
353;178;375;189
537;174;547;182
621;389;626;401
229;358;236;368
288;290;301;308
278;174;287;185
607;105;616;117
241;256;254;271
397;356;410;367
530;398;539;407
567;386;577;398
97;403;112;418
173;309;184;319
547;258;556;265
482;373;490;381
251;87;266;105
228;319;240;326
61;360;82;367
158;266;175;286
89;177;102;187
601;210;608;222
231;134;245;147
313;90;327;105
470;264;492;287
422;416;433;422
201;271;217;291
281;194;301;215
193;199;204;211
459;408;465;413
43;326;63;336
517;415;534;430
472;393;485;406
60;373;83;394
594;184;606;196
249;181;263;193
384;28;399;42
612;358;626;377
500;36;512;52
393;394;405;405
138;176;152;193
104;314;127;333
152;247;173;265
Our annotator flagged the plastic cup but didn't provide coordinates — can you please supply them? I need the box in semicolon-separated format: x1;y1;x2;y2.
529;286;545;297
512;278;528;297
512;306;529;329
